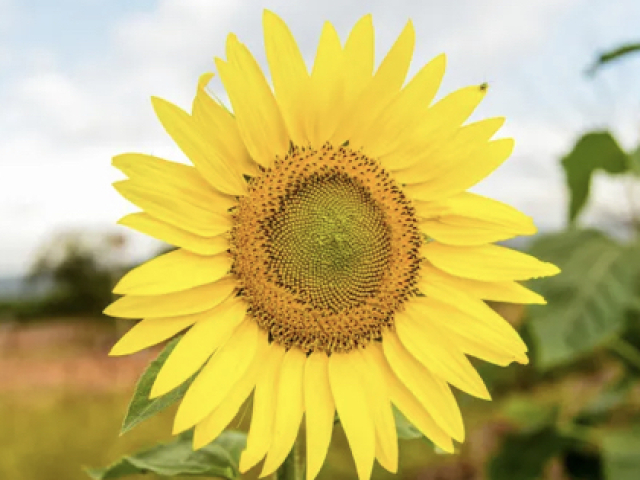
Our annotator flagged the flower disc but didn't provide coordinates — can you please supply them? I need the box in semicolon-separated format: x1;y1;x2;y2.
231;144;422;354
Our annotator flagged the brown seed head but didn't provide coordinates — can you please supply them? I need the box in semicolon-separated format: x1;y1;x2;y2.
230;144;421;354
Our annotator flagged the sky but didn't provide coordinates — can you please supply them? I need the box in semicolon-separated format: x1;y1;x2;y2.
1;0;640;276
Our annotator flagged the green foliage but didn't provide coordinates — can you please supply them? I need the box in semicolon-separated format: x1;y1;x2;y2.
86;431;246;479
121;337;194;435
576;375;635;425
526;229;640;369
587;42;640;75
561;132;629;222
602;427;640;480
489;398;573;480
502;397;559;433
488;427;573;480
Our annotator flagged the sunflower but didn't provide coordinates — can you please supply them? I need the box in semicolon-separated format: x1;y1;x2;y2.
106;10;559;480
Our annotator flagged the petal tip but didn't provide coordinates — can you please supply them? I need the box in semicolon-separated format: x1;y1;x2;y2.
108;343;127;357
198;72;215;89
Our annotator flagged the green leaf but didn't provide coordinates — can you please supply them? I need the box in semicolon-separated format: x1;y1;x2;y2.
561;131;629;222
120;336;194;435
503;397;559;434
587;43;640;75
526;230;640;370
488;427;572;480
393;407;423;440
392;407;449;453
602;426;640;480
86;430;247;479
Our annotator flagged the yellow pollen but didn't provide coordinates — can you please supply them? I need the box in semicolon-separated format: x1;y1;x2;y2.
230;144;421;354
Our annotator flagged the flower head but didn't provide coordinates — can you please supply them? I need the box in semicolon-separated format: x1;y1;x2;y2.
106;11;559;480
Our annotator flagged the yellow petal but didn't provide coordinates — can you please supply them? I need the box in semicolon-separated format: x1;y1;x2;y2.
191;73;259;177
394;117;505;184
263;10;310;146
173;318;259;433
113;180;233;238
110;315;200;356
260;348;306;477
103;277;237;319
395;313;491;400
113;249;232;295
150;296;248;398
337;20;415;147
150;97;247;196
192;330;269;449
355;349;398;474
422;242;560;281
418;261;545;304
382;332;464;441
216;34;289;168
329;352;375;480
306;22;344;147
405;138;515;202
304;352;335;480
416;272;529;348
112;153;236;212
367;343;453;453
111;153;238;208
420;217;527;245
342;15;374;112
408;297;528;366
364;54;446;160
118;213;230;256
383;85;488;171
415;192;536;245
239;344;286;472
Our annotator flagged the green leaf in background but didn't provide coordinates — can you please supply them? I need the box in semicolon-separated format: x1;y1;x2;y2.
526;230;640;370
587;42;640;75
561;131;629;222
503;397;559;434
488;427;573;480
602;426;640;480
120;336;195;435
86;430;247;479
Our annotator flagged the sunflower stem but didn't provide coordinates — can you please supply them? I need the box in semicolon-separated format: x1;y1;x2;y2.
276;437;304;480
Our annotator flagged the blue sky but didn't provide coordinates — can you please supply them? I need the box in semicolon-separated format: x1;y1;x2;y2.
1;0;640;276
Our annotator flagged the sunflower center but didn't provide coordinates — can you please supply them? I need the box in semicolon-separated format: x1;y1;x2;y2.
265;172;390;312
231;144;422;354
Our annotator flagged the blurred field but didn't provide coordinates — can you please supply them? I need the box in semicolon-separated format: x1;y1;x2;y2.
0;319;175;480
0;318;527;480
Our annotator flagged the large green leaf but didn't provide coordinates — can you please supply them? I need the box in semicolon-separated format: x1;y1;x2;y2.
561;131;629;222
86;430;246;479
602;426;640;480
526;230;640;369
587;43;640;75
120;336;195;435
